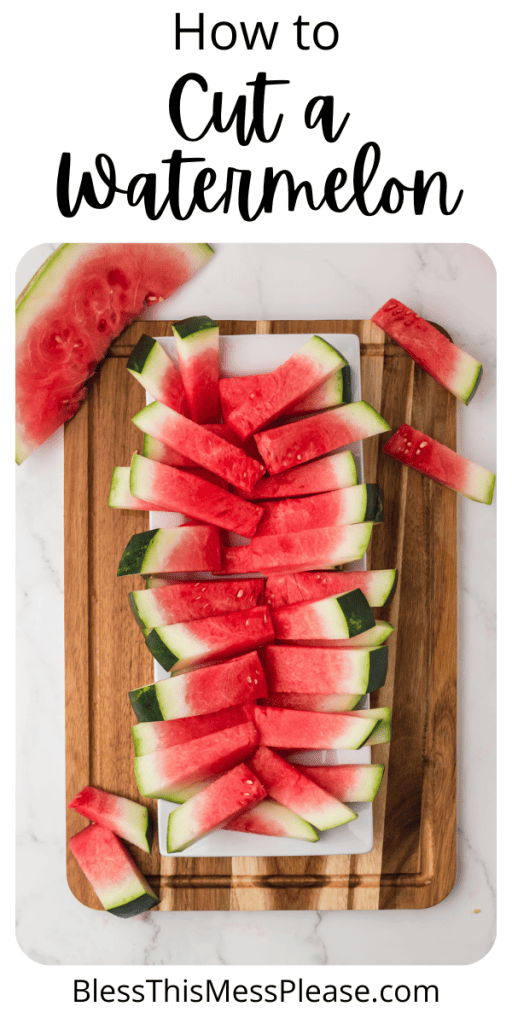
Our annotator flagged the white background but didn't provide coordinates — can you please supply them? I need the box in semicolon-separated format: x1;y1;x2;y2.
4;0;509;1018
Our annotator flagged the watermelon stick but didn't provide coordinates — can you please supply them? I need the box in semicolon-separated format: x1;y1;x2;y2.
383;424;496;504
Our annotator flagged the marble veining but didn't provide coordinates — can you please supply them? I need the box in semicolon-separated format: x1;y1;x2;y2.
16;244;496;965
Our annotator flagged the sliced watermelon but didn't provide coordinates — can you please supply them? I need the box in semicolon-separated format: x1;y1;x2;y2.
131;702;256;756
129;454;263;537
253;706;379;749
248;451;358;500
69;824;159;917
255;485;383;536
227;336;347;441
265;569;397;609
143;422;244;469
132;402;265;494
219;361;351;421
219;546;255;575
172;316;220;423
129;578;265;630
126;335;188;414
68;786;152;853
286;620;394;647
134;721;259;798
167;764;267;852
261;692;363;712
298;764;385;802
226;523;373;574
117;524;221;576
264;644;388;694
343;707;392;744
129;651;267;721
383;424;496;504
16;243;213;463
248;746;356;830
225;798;319;841
146;605;274;673
108;467;169;512
271;589;375;642
371;298;482;404
254;402;391;475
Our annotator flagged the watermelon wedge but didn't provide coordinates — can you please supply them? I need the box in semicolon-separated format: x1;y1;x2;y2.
129;454;263;537
167;764;267;852
253;706;379;749
265;569;397;609
132;401;265;494
134;721;259;798
108;467;169;512
129;578;265;630
225;798;319;841
261;692;363;712
286;620;394;647
143;422;243;469
16;243;213;463
126;335;188;414
146;605;274;673
68;786;152;853
383;424;496;504
117;524;221;576
248;451;358;500
223;523;373;575
129;651;267;721
131;702;256;756
371;298;482;405
298;764;385;803
219;361;351;420
254;402;391;475
271;589;376;641
248;746;356;830
343;707;392;745
69;824;159;917
172;316;220;423
254;485;383;536
264;644;388;694
227;336;347;440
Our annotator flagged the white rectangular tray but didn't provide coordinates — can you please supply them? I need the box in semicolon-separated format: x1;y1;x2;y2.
146;332;374;857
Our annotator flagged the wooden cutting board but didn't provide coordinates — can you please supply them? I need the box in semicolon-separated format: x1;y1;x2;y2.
65;319;456;911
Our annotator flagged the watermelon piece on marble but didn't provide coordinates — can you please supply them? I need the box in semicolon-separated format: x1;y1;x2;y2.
69;824;159;917
68;786;152;854
383;423;495;504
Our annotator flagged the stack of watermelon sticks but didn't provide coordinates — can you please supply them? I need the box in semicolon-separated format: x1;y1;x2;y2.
69;318;397;910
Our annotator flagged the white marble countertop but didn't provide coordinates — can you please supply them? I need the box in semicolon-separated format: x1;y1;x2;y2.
16;243;496;965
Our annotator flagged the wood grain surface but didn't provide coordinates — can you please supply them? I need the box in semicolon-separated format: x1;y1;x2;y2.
65;319;457;912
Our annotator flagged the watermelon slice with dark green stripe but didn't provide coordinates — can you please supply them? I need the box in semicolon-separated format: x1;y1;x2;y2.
383;424;496;504
254;401;390;475
117;524;221;576
248;746;356;830
68;786;153;853
248;451;358;500
167;764;267;852
131;702;256;756
134;721;259;798
264;644;388;694
126;335;189;414
146;605;274;673
371;298;482;404
254;484;383;536
172;316;220;423
227;336;347;441
271;589;375;642
69;824;159;917
129;577;265;630
129;651;267;722
264;569;397;610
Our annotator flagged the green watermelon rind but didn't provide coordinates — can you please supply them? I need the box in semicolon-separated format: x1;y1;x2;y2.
172;315;219;340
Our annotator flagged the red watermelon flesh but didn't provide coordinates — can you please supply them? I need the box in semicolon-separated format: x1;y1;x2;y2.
167;764;267;852
219;545;254;575
254;485;382;536
131;702;256;756
222;523;373;575
383;423;496;504
129;577;265;630
264;644;388;695
129;651;268;722
146;605;275;673
227;336;345;441
248;451;358;500
225;798;319;841
132;402;265;493
265;569;397;609
286;620;393;647
69;824;159;916
248;746;356;830
127;335;189;415
16;243;213;463
253;706;377;749
172;316;220;423
254;402;390;475
261;692;362;712
68;785;153;853
134;722;259;798
298;764;385;803
371;298;482;405
219;367;348;421
117;524;221;576
129;454;263;538
143;423;244;470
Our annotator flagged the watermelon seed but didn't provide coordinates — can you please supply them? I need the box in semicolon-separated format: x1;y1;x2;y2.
419;441;428;448
247;676;252;682
237;590;244;598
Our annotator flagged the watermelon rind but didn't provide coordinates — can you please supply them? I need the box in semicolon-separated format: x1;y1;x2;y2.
272;588;376;641
344;707;392;745
126;335;188;415
172;315;220;423
117;524;221;576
